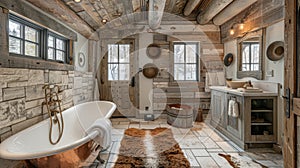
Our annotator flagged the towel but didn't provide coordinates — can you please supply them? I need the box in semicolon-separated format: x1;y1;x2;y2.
232;101;239;118
86;118;112;149
228;100;239;118
228;100;234;116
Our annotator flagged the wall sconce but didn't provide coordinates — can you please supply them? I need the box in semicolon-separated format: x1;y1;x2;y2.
102;19;108;23
229;21;245;36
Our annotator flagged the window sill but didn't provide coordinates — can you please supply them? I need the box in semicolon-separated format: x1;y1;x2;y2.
0;54;74;71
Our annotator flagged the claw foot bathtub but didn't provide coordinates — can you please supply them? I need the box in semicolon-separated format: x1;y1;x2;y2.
0;101;116;167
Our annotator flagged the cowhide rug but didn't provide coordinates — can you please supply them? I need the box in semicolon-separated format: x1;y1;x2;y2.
114;127;190;168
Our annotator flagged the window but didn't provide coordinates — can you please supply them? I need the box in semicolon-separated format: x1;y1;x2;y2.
48;33;68;62
108;44;130;80
173;42;199;81
9;15;41;57
241;42;260;71
8;14;69;63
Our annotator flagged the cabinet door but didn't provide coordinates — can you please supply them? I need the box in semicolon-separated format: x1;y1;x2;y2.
211;90;226;127
226;94;243;140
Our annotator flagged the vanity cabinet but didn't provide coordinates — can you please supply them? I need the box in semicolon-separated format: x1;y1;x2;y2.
210;87;277;149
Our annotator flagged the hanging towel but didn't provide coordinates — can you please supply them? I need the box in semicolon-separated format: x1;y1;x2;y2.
228;100;234;116
232;101;239;118
86;118;112;149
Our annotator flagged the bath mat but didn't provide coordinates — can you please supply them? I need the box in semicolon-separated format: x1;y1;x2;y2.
114;128;190;168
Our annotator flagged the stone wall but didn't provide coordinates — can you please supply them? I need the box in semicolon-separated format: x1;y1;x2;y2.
0;68;94;142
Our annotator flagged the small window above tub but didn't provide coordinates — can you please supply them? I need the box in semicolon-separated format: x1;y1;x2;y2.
47;33;69;63
7;13;72;70
9;15;42;58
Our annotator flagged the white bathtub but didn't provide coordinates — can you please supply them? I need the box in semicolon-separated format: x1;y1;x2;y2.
0;101;116;160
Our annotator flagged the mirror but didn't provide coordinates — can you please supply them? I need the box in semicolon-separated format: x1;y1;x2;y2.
237;29;264;79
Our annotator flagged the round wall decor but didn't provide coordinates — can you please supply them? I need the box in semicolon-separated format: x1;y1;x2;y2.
146;43;161;59
78;52;86;67
267;41;284;61
224;53;234;67
142;63;159;79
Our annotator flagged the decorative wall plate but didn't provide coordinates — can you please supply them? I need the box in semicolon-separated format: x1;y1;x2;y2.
146;43;161;59
224;53;234;66
142;63;159;79
78;52;86;67
267;41;284;61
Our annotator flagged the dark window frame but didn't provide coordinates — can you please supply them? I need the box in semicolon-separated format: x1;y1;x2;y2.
173;42;199;81
8;13;70;64
107;44;130;81
47;32;69;63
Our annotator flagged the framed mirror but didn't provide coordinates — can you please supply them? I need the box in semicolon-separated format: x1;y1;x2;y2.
237;29;264;79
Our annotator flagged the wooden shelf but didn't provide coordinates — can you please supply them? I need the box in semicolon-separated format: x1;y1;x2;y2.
251;109;273;113
251;122;273;126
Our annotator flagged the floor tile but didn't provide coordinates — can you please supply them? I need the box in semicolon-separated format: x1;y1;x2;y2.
191;149;210;157
216;141;239;152
196;156;219;168
183;150;201;167
209;153;232;168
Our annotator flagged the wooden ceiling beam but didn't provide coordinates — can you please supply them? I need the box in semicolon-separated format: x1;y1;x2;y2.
148;0;167;30
197;0;233;25
183;0;203;16
77;0;104;27
26;0;99;40
213;0;258;26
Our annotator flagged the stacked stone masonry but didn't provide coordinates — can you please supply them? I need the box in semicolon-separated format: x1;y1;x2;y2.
0;68;94;142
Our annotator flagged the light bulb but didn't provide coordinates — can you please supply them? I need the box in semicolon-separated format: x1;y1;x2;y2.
74;0;81;3
239;23;245;30
230;28;235;35
102;19;108;23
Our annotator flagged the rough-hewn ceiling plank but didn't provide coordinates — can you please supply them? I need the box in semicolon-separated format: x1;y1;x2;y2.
26;0;98;40
197;0;233;24
184;0;203;16
213;0;258;25
149;0;167;29
77;0;104;27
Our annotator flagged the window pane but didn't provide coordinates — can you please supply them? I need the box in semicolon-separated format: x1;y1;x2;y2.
252;64;259;71
174;45;184;63
48;48;54;59
186;64;197;80
9;37;22;54
9;20;21;38
119;64;130;80
242;45;250;63
56;50;64;61
25;42;38;57
251;44;260;63
56;39;65;50
108;64;119;80
48;36;54;47
25;26;38;42
119;45;130;63
242;64;250;71
108;44;118;62
174;64;185;80
186;44;197;63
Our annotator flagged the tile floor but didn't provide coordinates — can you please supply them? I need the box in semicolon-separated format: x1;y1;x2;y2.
94;117;283;168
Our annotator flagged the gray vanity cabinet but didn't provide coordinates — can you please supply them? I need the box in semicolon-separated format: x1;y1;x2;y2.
211;90;227;128
210;87;277;149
